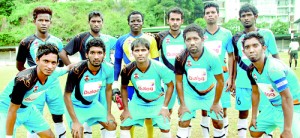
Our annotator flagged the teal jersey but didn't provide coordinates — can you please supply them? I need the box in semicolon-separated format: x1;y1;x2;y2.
64;32;117;62
84;34;117;62
249;57;300;107
0;67;67;112
121;60;173;105
175;48;223;97
233;29;279;88
65;60;113;106
16;34;64;67
160;31;186;68
204;27;233;67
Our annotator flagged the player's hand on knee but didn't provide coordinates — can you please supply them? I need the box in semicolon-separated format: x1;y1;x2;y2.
120;110;132;123
210;103;223;120
71;121;83;138
178;105;191;119
249;117;257;129
280;130;293;138
158;106;170;122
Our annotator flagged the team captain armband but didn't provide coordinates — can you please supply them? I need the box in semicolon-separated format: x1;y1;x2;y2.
274;77;288;92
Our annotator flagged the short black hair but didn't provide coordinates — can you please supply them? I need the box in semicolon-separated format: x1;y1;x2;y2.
131;38;150;51
127;11;144;23
88;11;104;22
86;38;106;53
167;7;184;19
33;6;52;20
204;2;219;13
242;32;265;47
36;43;59;61
183;23;204;40
239;4;258;17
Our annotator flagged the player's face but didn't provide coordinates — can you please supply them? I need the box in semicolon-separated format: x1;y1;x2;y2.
243;37;266;62
167;12;183;31
34;14;51;34
86;46;105;67
204;7;219;25
89;16;103;34
129;14;143;33
185;31;203;54
36;53;58;76
239;11;257;28
132;44;149;63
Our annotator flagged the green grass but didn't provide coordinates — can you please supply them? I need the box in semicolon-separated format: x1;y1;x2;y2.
0;52;299;137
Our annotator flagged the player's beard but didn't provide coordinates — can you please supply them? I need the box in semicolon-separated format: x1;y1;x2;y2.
88;58;101;67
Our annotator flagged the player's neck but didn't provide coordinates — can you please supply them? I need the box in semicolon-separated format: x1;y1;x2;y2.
206;24;218;34
90;31;100;37
35;32;49;41
169;29;180;38
36;68;48;85
136;60;150;73
190;48;203;61
244;25;257;33
131;31;142;37
87;62;100;75
253;56;266;74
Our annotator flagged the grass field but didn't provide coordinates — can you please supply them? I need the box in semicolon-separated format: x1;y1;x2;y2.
0;52;299;137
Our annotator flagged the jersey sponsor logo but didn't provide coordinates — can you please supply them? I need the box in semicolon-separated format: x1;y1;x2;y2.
83;81;102;96
136;79;156;93
23;90;46;102
257;83;280;99
166;45;184;59
187;68;207;83
203;40;222;56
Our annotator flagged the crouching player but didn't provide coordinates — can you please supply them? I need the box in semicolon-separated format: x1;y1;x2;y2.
119;38;174;138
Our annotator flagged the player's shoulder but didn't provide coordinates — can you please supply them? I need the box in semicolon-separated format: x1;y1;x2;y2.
219;27;232;35
74;32;90;39
102;61;114;69
15;67;37;88
70;60;88;74
20;35;36;46
122;61;137;75
176;49;189;62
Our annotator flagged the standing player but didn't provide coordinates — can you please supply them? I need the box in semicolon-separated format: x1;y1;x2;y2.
58;11;117;137
201;2;234;137
232;4;280;138
175;24;225;138
114;11;159;138
64;38;117;138
242;32;300;138
0;44;71;138
154;7;185;113
288;38;299;69
119;38;174;138
15;6;66;138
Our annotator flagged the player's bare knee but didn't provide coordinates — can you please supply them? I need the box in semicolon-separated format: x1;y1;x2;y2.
239;110;248;119
120;126;132;130
38;130;55;138
106;122;117;131
178;120;190;127
249;131;264;138
212;120;223;129
201;110;208;116
51;114;63;123
160;129;170;133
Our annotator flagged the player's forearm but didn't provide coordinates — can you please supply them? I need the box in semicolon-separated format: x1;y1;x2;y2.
281;91;293;131
213;78;224;104
163;81;174;107
106;85;113;114
227;53;234;78
251;85;260;118
64;92;79;123
59;50;71;65
120;85;129;111
176;82;185;106
6;111;16;135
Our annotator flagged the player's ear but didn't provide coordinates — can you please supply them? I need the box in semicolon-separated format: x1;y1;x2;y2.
85;53;88;59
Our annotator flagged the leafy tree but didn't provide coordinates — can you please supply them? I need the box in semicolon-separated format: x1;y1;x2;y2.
270;20;289;35
194;18;206;28
0;0;15;16
256;22;270;29
222;19;243;35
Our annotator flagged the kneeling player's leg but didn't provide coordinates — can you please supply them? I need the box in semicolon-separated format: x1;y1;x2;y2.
37;129;55;138
211;119;225;138
201;110;210;138
100;121;117;138
160;129;171;138
120;126;132;138
83;122;92;138
177;120;191;138
145;118;154;138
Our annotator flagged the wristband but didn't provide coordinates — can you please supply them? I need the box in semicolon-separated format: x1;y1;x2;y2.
162;106;168;109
